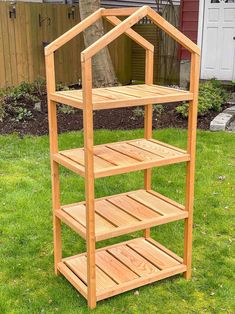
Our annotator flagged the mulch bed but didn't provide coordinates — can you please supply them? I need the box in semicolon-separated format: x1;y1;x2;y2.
0;94;229;136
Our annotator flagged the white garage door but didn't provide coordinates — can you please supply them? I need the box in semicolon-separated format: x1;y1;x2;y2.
201;0;235;81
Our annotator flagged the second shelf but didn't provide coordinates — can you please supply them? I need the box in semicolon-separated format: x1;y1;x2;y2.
53;138;190;178
56;189;188;241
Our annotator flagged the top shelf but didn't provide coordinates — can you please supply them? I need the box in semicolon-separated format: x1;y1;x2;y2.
50;84;193;110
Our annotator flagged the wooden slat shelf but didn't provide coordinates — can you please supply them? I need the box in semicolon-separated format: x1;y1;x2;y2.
56;189;188;241
58;237;186;302
53;138;190;178
50;84;193;110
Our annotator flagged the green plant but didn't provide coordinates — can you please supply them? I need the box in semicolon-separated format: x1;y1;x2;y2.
14;107;33;121
0;99;5;122
58;104;75;114
153;104;164;115
31;77;46;96
133;107;144;118
56;82;70;91
28;94;40;103
176;79;230;117
8;81;35;100
0;79;47;122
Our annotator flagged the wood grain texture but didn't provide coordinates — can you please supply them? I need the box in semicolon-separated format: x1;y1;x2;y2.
63;204;116;233
59;237;185;302
66;256;117;291
52;84;193;110
184;53;200;280
46;52;61;276
57;189;187;242
82;58;96;309
108;245;159;276
55;138;189;179
144;48;154;238
128;238;180;270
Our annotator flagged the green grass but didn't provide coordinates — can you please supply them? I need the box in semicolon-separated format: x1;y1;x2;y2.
0;129;235;314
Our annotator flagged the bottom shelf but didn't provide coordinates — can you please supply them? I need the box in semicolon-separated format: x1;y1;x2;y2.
58;237;186;302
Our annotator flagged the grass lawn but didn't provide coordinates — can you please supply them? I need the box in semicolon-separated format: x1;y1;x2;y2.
0;128;235;314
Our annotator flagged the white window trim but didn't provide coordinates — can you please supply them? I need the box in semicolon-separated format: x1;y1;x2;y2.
197;0;205;77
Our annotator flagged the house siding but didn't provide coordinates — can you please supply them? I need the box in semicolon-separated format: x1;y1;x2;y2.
179;0;199;60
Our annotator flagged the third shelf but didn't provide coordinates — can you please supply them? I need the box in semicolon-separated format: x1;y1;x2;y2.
53;138;190;178
56;189;188;241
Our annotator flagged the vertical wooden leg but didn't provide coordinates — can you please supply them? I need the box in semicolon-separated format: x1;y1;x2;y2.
184;108;197;279
85;178;96;309
144;167;151;238
184;53;200;279
144;48;154;239
51;160;62;275
84;147;96;308
82;59;96;309
183;161;194;279
48;99;62;275
144;105;152;239
45;54;62;276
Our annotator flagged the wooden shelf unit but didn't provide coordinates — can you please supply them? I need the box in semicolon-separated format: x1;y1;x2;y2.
45;5;200;309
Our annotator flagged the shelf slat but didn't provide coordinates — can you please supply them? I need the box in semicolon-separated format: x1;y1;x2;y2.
59;237;186;302
56;189;188;241
54;138;190;178
50;84;193;110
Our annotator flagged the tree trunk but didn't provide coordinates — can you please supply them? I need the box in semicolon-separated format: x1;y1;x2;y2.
79;0;119;88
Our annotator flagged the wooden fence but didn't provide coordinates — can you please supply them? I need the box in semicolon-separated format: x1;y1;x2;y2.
0;2;179;88
0;2;131;88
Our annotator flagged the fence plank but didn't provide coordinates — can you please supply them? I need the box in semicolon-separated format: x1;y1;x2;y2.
1;2;12;86
0;3;6;88
5;3;18;86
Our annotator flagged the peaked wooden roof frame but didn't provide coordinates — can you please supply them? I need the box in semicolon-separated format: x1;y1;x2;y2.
45;6;200;95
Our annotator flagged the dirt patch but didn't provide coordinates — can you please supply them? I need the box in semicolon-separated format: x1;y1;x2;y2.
0;82;231;136
0;102;229;136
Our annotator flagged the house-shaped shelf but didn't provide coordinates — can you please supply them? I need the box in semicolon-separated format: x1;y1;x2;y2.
45;5;200;309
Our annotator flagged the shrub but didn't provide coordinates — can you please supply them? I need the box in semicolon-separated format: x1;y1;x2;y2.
0;79;74;122
0;99;5;122
0;79;47;122
132;105;164;119
176;79;230;117
153;104;164;115
132;107;144;118
58;104;75;114
14;107;33;122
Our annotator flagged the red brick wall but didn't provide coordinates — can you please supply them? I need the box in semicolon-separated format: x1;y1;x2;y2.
179;0;199;60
